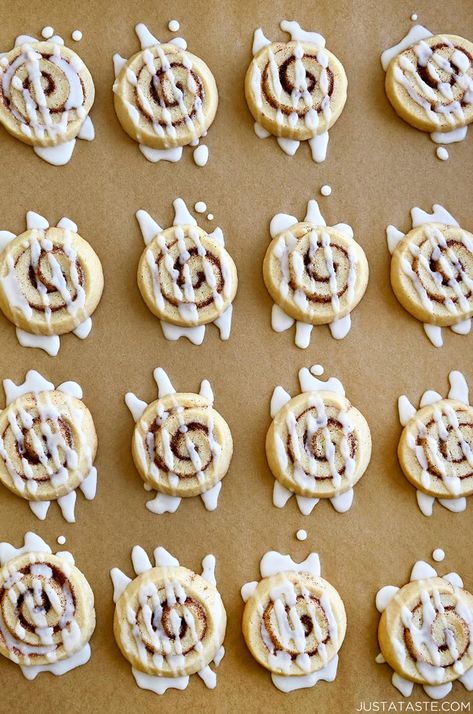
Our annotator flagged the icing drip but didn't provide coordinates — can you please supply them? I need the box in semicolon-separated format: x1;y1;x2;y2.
0;370;97;521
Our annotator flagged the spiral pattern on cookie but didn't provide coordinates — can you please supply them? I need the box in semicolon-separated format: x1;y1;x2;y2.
113;44;218;149
245;41;347;140
379;577;473;685
391;223;473;327
0;552;95;666
114;565;226;676
0;227;104;336
132;392;233;497
0;41;94;147
266;391;371;499
138;225;238;327
398;398;473;498
0;390;97;501
385;34;473;133
263;222;369;324
243;571;346;675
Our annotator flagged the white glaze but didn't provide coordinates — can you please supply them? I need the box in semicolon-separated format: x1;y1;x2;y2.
296;529;307;541
436;146;449;161
320;184;332;197
432;548;445;562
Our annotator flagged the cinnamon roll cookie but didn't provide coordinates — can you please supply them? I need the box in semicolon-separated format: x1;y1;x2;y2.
397;370;473;517
113;23;217;166
125;367;232;514
0;211;104;356
265;199;368;348
111;544;226;694
241;549;346;692
0;369;98;522
0;31;95;165
136;199;237;344
0;532;95;679
267;365;371;516
376;558;473;700
387;204;473;347
246;20;347;162
381;25;473;155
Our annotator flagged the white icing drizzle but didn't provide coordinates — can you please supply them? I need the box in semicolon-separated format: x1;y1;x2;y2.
397;370;472;514
0;532;90;678
269;200;358;348
376;559;473;700
0;370;97;521
381;25;433;71
111;546;223;694
136;201;235;343
193;144;208;167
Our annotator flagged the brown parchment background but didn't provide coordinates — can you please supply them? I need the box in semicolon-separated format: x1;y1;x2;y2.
1;0;472;712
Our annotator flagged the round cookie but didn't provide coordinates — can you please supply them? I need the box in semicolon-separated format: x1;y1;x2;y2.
243;570;346;675
266;390;372;499
0;41;94;147
113;44;218;149
398;398;473;499
0;227;104;336
264;221;369;325
114;564;226;677
132;391;233;497
0;551;95;666
138;224;238;327
391;222;473;327
245;41;347;140
379;577;473;685
385;34;473;133
0;389;97;501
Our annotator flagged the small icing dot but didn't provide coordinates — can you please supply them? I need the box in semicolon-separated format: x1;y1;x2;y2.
207;214;214;221
72;30;83;42
432;548;445;562
57;535;66;545
194;201;207;214
320;184;332;197
193;145;209;167
411;13;418;21
436;146;449;161
168;20;180;32
296;529;308;541
310;364;324;376
41;26;54;39
143;483;152;491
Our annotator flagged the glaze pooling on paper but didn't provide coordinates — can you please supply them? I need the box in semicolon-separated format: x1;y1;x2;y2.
0;370;98;522
110;545;225;695
0;532;93;679
241;549;343;693
136;198;237;344
269;365;368;515
375;558;473;700
386;204;473;347
266;199;367;349
397;370;473;515
0;32;95;165
112;23;214;166
125;367;231;513
0;211;101;356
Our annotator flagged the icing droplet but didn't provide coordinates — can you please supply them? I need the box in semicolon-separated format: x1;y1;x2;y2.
194;201;207;214
41;26;54;39
193;145;209;167
57;535;66;546
72;30;83;42
432;548;445;562
411;13;418;21
436;146;449;161
296;529;307;541
320;184;332;197
207;214;214;221
168;20;180;32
